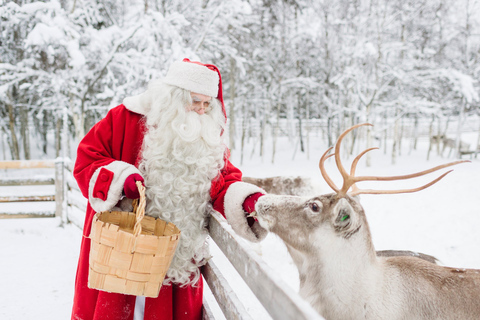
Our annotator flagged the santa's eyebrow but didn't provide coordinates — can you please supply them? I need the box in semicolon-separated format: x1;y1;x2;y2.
192;96;212;102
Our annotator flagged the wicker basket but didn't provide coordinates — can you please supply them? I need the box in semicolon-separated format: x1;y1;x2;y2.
88;181;180;297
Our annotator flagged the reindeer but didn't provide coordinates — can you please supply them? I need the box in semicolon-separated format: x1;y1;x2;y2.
242;176;318;196
428;134;470;158
252;123;479;320
441;137;470;157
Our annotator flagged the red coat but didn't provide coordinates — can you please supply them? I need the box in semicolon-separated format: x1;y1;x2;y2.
72;103;267;320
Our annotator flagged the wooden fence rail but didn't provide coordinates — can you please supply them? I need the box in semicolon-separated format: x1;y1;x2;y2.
0;177;55;186
0;159;324;319
0;195;55;202
0;160;56;169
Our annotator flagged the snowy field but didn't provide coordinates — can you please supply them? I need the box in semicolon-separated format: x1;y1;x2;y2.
1;134;480;319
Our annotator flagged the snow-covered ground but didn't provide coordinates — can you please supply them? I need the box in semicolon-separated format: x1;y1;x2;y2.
0;218;81;320
1;134;480;319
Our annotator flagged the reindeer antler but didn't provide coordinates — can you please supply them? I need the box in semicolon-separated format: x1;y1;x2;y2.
319;123;469;197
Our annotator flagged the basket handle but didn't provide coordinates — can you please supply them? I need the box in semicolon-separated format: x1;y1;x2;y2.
132;181;146;237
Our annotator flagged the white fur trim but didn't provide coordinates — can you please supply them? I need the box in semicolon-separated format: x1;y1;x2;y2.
89;161;142;213
134;296;145;320
122;91;151;116
163;60;219;97
224;181;268;242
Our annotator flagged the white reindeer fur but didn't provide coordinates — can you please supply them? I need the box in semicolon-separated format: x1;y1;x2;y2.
255;194;480;320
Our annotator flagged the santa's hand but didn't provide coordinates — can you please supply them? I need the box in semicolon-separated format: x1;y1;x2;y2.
123;174;145;199
243;193;263;213
243;193;264;227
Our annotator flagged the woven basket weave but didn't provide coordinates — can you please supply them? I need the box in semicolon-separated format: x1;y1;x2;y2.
88;181;180;297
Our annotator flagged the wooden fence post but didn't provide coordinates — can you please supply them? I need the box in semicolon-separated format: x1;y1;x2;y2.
55;158;65;220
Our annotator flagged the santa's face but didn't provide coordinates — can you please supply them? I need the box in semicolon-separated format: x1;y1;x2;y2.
188;92;212;115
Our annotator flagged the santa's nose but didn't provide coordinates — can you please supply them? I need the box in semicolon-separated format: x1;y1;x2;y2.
195;107;206;115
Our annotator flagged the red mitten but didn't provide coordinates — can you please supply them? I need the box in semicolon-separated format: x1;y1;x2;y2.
243;193;264;227
243;193;264;213
123;174;144;199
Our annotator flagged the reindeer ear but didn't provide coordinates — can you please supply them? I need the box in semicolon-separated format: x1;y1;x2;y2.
333;198;359;237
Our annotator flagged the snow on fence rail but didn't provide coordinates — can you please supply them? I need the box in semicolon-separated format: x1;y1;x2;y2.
0;159;324;319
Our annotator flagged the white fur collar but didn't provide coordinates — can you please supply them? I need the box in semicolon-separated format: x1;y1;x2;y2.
122;90;152;116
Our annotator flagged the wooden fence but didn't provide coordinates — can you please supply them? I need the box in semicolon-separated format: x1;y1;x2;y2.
0;159;324;320
0;158;87;222
204;210;323;320
0;159;58;218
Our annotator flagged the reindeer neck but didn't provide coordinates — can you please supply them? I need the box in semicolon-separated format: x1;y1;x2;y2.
292;229;381;318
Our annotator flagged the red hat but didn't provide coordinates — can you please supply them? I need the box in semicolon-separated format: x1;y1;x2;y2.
163;58;226;119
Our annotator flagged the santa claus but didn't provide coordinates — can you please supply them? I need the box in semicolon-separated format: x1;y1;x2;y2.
72;59;267;320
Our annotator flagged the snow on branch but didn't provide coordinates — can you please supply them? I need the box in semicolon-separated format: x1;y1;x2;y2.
80;24;142;102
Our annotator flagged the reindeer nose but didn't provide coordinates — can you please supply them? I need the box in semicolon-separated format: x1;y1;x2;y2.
255;200;265;212
254;196;269;213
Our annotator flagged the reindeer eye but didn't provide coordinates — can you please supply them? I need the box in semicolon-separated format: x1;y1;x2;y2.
310;202;320;212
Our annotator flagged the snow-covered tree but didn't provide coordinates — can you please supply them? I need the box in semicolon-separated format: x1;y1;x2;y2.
0;0;479;162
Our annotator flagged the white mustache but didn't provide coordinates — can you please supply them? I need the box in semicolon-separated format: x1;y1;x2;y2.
173;111;222;146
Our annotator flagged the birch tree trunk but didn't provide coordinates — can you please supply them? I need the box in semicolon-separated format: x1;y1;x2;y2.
427;115;435;161
455;99;466;158
383;111;388;154
62;106;70;159
366;105;372;167
287;94;295;144
392;113;399;165
56;116;62;158
20;105;30;160
305;85;310;160
7;103;19;160
271;101;280;164
410;115;418;154
327;116;333;147
229;58;236;151
260;108;265;160
42;111;48;155
398;116;404;157
475;115;480;158
1;132;6;160
240;101;247;165
298;95;304;153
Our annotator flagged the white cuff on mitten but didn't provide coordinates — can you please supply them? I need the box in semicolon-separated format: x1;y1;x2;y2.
88;161;141;213
224;182;268;242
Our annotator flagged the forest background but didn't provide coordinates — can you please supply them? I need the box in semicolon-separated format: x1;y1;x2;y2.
1;0;479;164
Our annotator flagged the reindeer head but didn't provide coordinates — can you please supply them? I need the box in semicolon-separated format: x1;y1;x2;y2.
253;123;467;255
255;192;368;254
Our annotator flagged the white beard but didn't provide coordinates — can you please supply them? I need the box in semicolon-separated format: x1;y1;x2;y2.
138;84;226;286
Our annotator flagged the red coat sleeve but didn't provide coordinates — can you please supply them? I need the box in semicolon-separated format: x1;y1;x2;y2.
73;105;144;214
210;158;243;215
210;156;268;242
74;110;116;198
